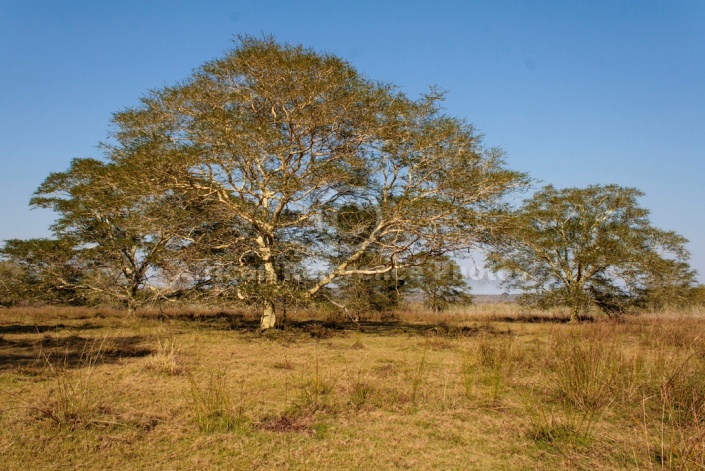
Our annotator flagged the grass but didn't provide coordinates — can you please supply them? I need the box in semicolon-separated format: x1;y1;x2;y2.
142;337;184;376
188;370;248;433
1;304;705;469
31;337;110;429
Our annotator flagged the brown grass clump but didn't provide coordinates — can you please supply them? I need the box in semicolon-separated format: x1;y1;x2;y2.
142;338;185;376
29;338;113;429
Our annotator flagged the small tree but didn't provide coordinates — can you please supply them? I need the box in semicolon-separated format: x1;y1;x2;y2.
330;203;406;316
411;255;473;312
0;260;25;306
636;257;701;310
30;158;200;314
0;238;88;306
336;276;402;315
487;184;695;321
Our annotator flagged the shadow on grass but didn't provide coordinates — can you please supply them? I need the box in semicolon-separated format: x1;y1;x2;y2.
140;309;539;338
154;311;522;340
489;314;594;324
148;310;499;337
0;323;104;335
150;310;262;331
0;334;152;371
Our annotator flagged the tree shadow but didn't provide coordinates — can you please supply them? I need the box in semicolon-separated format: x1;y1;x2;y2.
0;334;152;371
267;318;515;339
489;314;595;324
147;309;529;338
154;310;503;337
154;310;262;330
0;323;104;335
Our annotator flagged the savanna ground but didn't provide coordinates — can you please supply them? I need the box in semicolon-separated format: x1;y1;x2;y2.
1;303;704;470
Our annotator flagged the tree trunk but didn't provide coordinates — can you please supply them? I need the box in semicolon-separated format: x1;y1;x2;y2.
260;299;276;331
256;234;279;331
570;305;580;323
126;296;136;318
125;282;140;318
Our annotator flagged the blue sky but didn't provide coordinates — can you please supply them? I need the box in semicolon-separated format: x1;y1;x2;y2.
1;0;704;291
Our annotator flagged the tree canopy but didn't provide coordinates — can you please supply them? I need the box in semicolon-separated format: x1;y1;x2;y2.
486;184;696;321
97;36;525;327
25;156;208;313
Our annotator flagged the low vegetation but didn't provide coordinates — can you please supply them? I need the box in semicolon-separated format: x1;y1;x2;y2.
2;304;705;469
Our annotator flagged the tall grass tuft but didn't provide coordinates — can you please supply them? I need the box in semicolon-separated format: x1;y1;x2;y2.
297;354;335;411
410;339;430;404
143;338;184;375
522;330;618;445
347;369;375;410
188;370;247;433
546;331;617;412
31;337;113;429
635;350;705;468
462;334;519;404
523;393;601;446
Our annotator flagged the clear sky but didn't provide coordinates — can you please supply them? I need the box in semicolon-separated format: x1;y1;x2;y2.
1;0;704;292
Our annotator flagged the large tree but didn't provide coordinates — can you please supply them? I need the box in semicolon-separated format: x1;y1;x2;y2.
487;184;696;321
56;36;525;328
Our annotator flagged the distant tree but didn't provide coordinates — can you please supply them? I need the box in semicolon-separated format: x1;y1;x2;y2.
411;255;473;312
336;275;405;316
104;36;526;329
0;238;88;306
691;285;705;307
487;184;695;322
0;260;25;306
328;203;406;317
30;157;201;314
635;257;701;310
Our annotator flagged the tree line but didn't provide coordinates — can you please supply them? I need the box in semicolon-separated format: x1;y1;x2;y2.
1;37;702;326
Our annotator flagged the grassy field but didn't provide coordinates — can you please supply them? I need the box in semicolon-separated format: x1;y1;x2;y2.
1;305;705;470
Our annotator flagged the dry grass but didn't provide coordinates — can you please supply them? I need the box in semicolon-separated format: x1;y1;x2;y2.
142;338;185;376
1;305;705;469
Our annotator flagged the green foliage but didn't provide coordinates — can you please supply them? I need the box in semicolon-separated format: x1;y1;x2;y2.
0;238;88;306
635;260;703;310
338;275;405;315
25;158;200;312
411;255;473;312
330;203;406;315
0;260;28;306
487;184;695;321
